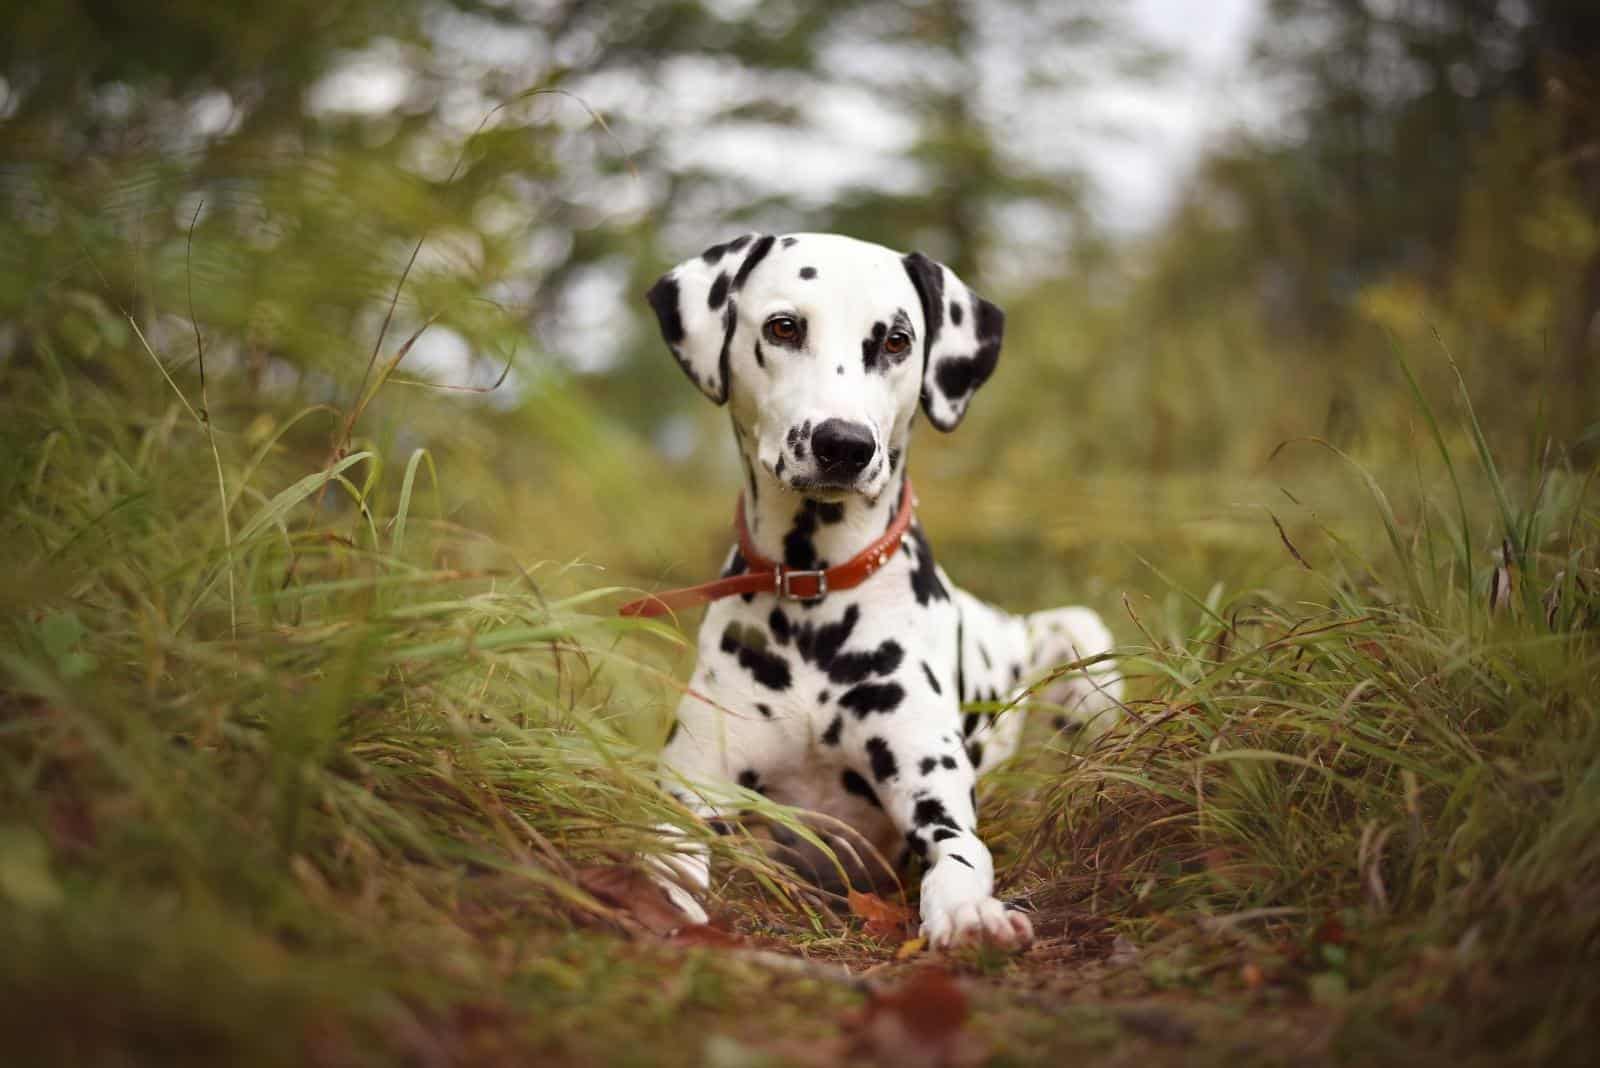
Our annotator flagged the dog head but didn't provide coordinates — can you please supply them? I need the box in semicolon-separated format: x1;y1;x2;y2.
645;233;1004;500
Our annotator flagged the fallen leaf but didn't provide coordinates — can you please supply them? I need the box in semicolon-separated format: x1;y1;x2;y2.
895;936;927;960
577;864;693;936
670;923;747;949
848;889;913;940
1240;961;1265;990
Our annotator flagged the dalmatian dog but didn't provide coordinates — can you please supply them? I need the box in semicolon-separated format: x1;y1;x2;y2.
638;233;1121;949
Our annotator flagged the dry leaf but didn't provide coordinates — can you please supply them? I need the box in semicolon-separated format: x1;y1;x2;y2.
669;923;747;949
577;864;692;936
895;936;927;960
848;888;913;940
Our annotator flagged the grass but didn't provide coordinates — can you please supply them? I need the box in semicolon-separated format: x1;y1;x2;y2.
2;275;1597;1065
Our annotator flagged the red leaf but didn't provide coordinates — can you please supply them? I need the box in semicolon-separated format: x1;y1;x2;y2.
669;923;747;949
847;889;913;940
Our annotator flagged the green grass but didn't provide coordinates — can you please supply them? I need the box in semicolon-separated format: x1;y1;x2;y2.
2;289;1597;1065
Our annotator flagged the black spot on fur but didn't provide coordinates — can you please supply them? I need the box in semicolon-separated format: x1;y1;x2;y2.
840;682;905;718
819;690;830;704
775;455;786;479
795;603;857;664
930;299;1003;413
720;623;792;691
753;341;765;368
921;661;942;695
768;608;791;645
966;741;984;768
962;712;980;737
902;252;945;355
954;613;967;702
866;737;898;783
799;265;816;279
836;364;844;375
932;827;959;843
827;639;904;686
907;523;949;605
732;234;775;290
786;420;811;461
978;644;992;670
861;321;887;373
783;498;822;571
708;272;730;309
888;447;902;472
646;275;685;346
906;831;928;858
701;242;729;264
913;798;958;830
949;299;963;326
712;299;736;400
941;755;958;770
755;703;772;718
738;769;763;792
919;757;938;775
948;853;973;869
841;769;882;808
781;236;798;248
816;501;844;524
821;715;843;745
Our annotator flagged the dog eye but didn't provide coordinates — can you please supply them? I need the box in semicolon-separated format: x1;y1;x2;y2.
763;316;801;344
883;331;911;356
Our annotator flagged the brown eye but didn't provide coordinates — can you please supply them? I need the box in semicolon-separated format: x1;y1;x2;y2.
763;315;801;344
883;331;911;356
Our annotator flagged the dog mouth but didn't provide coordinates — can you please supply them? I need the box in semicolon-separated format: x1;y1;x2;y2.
783;461;888;500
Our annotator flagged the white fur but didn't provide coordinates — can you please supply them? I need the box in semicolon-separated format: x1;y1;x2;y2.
643;233;1122;948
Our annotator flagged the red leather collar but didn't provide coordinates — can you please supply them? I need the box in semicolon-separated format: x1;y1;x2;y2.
619;479;915;619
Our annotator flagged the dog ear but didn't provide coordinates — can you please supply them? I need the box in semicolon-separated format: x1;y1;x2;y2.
644;233;776;405
901;252;1005;432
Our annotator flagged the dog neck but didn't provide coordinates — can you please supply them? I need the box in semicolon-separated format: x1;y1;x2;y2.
736;440;909;572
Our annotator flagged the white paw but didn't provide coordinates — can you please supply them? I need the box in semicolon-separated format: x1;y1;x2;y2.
643;851;710;926
921;897;1033;951
657;877;710;926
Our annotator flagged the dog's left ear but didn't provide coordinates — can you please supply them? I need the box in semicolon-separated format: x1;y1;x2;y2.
644;233;776;404
901;252;1005;431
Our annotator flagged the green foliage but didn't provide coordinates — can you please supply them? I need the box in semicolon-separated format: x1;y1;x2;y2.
3;1;1600;1063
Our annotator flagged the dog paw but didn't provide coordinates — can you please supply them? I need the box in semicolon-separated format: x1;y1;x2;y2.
643;854;710;927
921;897;1033;951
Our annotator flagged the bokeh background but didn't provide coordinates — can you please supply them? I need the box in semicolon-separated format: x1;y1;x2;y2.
5;0;1595;616
4;4;1600;1063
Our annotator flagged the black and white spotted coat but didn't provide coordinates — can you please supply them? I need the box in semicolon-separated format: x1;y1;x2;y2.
642;233;1121;949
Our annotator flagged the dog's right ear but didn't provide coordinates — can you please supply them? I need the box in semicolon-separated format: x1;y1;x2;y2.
645;233;775;405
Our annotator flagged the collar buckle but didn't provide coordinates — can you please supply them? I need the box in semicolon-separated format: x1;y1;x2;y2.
775;567;828;601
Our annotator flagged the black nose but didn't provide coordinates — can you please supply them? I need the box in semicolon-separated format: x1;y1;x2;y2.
810;419;877;478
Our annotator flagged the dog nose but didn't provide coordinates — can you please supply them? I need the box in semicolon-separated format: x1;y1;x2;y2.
811;419;877;477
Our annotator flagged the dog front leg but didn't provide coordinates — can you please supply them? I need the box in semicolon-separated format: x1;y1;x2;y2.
648;700;761;927
879;764;1033;950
